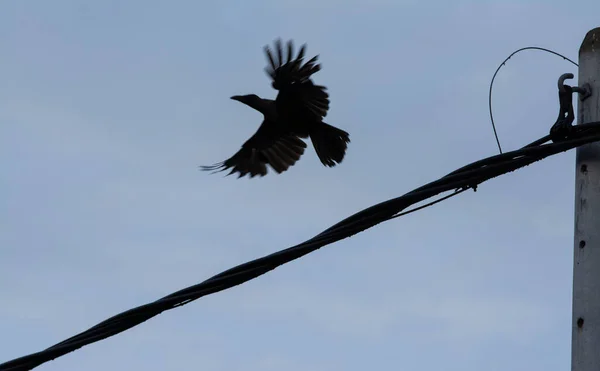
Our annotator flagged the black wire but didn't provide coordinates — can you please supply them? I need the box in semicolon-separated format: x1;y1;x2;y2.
488;47;578;154
2;122;600;371
390;188;467;220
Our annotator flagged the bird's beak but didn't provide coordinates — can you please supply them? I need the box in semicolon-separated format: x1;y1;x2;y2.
230;95;243;102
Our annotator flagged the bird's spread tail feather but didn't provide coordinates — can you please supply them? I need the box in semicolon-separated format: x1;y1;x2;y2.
309;123;350;167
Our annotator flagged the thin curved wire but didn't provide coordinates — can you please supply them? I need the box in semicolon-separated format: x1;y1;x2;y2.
390;188;467;220
488;47;578;154
2;122;600;371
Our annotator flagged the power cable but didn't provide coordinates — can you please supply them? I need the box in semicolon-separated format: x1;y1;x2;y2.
2;118;600;371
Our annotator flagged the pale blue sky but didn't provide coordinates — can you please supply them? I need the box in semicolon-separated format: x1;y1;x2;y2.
1;1;599;370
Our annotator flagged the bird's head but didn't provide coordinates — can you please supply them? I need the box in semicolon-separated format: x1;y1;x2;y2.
230;94;269;113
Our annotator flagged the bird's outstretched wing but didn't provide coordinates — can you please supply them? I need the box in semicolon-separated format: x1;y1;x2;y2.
200;119;307;178
264;39;330;123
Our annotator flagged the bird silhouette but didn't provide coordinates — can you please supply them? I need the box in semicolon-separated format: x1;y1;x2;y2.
200;39;350;178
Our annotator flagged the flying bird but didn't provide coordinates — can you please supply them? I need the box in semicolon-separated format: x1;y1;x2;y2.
200;39;350;178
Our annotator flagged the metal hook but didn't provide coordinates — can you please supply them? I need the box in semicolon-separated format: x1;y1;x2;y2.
551;73;577;142
558;73;574;93
558;73;592;101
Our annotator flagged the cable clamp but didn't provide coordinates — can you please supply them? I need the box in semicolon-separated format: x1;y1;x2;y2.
550;73;591;142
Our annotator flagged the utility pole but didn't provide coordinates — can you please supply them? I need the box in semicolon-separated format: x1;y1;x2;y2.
573;27;600;371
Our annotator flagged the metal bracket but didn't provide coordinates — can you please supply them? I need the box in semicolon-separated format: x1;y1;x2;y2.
558;73;592;101
550;73;579;142
575;84;592;101
550;73;595;142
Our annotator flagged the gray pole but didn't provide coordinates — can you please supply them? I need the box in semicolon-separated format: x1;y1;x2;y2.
573;27;600;371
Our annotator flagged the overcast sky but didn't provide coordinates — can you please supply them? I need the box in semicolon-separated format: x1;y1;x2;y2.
1;1;600;370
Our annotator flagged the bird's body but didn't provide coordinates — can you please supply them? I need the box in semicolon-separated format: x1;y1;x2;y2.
201;39;350;178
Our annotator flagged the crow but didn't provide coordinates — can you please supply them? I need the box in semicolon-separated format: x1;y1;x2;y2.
200;39;350;178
